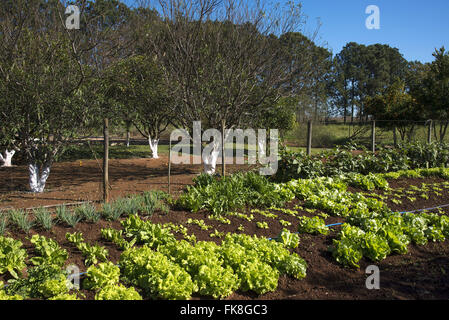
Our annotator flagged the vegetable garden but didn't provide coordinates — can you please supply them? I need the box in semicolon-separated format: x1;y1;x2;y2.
1;143;449;300
1;0;449;304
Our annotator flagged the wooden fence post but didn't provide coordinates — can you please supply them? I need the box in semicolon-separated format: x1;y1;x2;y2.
393;126;398;147
103;118;109;203
222;119;226;177
168;138;172;195
307;120;312;156
371;120;376;153
427;120;433;144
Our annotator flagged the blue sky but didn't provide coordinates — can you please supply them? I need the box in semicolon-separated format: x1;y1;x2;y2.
121;0;448;63
299;0;449;63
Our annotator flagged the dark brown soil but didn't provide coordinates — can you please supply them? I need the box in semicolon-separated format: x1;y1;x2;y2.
1;159;449;300
0;156;254;209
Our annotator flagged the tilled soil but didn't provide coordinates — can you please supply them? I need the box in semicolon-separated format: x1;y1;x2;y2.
0;156;254;209
1;159;449;300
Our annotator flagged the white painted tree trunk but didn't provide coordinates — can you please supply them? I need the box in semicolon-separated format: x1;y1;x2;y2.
148;137;159;159
126;131;130;148
203;143;220;175
29;163;51;193
0;150;15;167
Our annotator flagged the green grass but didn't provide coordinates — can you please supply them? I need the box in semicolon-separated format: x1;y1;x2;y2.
285;146;326;155
58;142;288;162
58;144;162;162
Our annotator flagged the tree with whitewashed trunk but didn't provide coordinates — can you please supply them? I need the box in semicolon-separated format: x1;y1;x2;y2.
250;96;297;161
0;27;87;192
0;1;107;192
143;0;311;174
106;55;172;159
0;125;18;168
0;150;16;167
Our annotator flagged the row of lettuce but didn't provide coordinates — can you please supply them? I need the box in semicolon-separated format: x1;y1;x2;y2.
282;176;449;268
177;167;449;216
0;215;307;300
178;167;449;269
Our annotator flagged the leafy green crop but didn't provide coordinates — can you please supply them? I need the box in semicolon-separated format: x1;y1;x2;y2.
0;282;23;300
65;232;109;266
332;211;449;268
121;214;176;249
275;142;449;182
120;246;196;300
276;229;299;249
297;216;329;235
95;284;142;300
0;236;27;279
30;234;68;268
159;240;239;299
5;264;73;299
48;293;80;300
101;228;136;250
177;171;291;215
37;274;71;299
84;262;120;290
331;224;365;268
338;172;389;191
256;221;269;229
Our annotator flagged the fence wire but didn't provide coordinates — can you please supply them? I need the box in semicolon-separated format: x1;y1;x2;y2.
290;120;449;149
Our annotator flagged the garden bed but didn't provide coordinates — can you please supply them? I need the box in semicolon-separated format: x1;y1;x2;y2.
1;165;449;299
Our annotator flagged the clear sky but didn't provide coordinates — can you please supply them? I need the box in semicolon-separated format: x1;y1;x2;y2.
298;0;449;63
121;0;449;63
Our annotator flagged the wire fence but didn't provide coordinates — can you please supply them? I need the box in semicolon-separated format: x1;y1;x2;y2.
290;120;449;149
